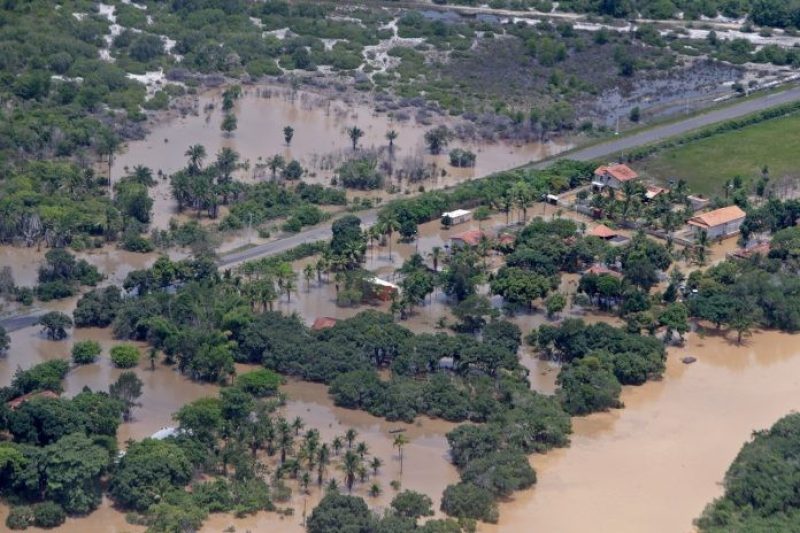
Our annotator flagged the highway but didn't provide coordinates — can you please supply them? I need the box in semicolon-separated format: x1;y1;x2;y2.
217;84;800;266
3;84;800;332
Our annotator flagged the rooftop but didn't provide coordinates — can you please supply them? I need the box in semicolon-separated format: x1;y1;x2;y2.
595;163;639;182
584;264;623;279
688;205;746;229
7;390;59;410
312;317;338;330
442;209;471;219
451;229;487;247
587;224;618;239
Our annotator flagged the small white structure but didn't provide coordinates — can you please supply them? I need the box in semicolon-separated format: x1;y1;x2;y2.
442;209;472;225
367;277;400;301
688;205;746;240
593;164;639;190
151;426;179;440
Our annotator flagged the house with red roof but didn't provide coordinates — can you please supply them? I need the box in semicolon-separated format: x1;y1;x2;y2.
587;224;618;240
593;164;639;190
311;317;338;331
688;205;746;240
449;229;487;248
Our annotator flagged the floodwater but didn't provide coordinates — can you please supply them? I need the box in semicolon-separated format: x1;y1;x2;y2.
485;328;800;533
112;85;571;229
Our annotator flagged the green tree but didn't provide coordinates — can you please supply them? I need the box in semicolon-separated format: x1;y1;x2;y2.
393;433;409;474
37;311;72;340
109;371;143;421
283;125;294;146
424;126;452;155
391;490;434;520
307;493;373;533
44;433;109;514
557;355;622;415
221;113;237;135
71;340;101;364
110;344;140;368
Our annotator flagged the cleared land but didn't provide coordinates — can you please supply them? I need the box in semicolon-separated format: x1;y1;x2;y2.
633;111;800;196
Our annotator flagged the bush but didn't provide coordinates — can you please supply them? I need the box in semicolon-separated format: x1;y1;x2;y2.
110;344;140;368
337;157;384;190
32;502;66;528
72;340;102;364
6;506;34;530
449;148;476;168
234;369;282;397
440;482;498;523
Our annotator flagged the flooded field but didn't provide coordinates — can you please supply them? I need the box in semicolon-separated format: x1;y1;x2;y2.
113;85;571;229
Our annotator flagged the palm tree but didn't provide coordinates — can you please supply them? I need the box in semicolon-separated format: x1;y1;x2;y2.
283;277;297;303
301;472;311;494
357;464;369;483
185;144;207;175
386;129;398;155
355;441;369;459
429;246;442;272
347;126;365;151
317;444;330;486
341;450;360;492
267;155;285;181
303;264;314;291
380;217;400;262
315;257;328;283
291;416;305;436
332;436;343;456
369;483;382;498
393;433;409;473
278;418;293;464
345;428;358;449
370;456;383;476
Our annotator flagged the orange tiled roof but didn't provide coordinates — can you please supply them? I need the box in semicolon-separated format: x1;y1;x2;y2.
595;164;639;182
451;229;487;247
588;224;618;239
688;205;746;229
7;390;59;410
311;317;338;330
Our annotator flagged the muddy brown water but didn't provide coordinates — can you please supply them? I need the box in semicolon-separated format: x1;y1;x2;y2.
112;85;571;230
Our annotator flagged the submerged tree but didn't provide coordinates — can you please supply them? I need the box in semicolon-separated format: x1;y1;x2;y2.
283;125;294;146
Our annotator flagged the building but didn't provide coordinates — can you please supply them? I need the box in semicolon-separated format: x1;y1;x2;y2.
584;264;623;279
367;277;400;301
687;195;710;212
688;205;746;240
311;317;338;331
449;229;487;248
645;185;669;201
593;164;639;190
587;224;618;240
441;209;472;225
6;390;59;410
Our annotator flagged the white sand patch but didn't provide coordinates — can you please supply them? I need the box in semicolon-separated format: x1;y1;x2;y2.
121;0;147;9
250;16;263;29
265;27;290;40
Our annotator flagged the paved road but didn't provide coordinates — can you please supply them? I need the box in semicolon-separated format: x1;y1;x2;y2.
532;84;800;168
218;84;800;266
4;85;799;332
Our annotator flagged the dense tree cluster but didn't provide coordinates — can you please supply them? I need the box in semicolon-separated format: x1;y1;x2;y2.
697;412;800;531
35;248;102;301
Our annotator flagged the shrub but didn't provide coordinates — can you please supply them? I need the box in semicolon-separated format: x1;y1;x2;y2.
449;148;476;168
234;369;282;397
6;506;34;530
32;502;66;528
72;340;102;364
440;482;498;523
110;345;140;368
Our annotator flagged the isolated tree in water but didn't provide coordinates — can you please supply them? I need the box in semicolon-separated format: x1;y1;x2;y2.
221;113;237;136
110;371;143;421
283;125;294;146
346;126;364;150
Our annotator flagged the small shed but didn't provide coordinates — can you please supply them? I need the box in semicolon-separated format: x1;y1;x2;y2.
645;185;669;201
687;195;710;212
587;224;618;240
442;209;472;225
368;277;400;301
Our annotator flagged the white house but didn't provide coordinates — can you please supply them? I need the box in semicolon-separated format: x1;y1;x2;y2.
688;205;746;240
441;209;472;225
593;164;639;190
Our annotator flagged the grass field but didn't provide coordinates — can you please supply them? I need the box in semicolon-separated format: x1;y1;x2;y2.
632;112;800;197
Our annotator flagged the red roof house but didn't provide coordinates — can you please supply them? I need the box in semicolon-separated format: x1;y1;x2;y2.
450;229;487;248
311;317;338;330
587;224;618;240
593;164;639;189
7;390;59;410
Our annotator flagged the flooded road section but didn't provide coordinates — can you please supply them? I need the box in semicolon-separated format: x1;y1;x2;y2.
113;85;571;229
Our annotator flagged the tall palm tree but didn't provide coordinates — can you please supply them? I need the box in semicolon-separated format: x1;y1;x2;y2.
380;217;400;262
317;443;330;486
291;416;305;436
278;418;293;464
429;246;442;272
347;126;365;151
185;144;206;175
332;436;343;456
341;450;360;492
345;428;358;449
370;456;383;476
303;264;314;291
386;130;398;155
355;441;369;459
393;433;409;473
